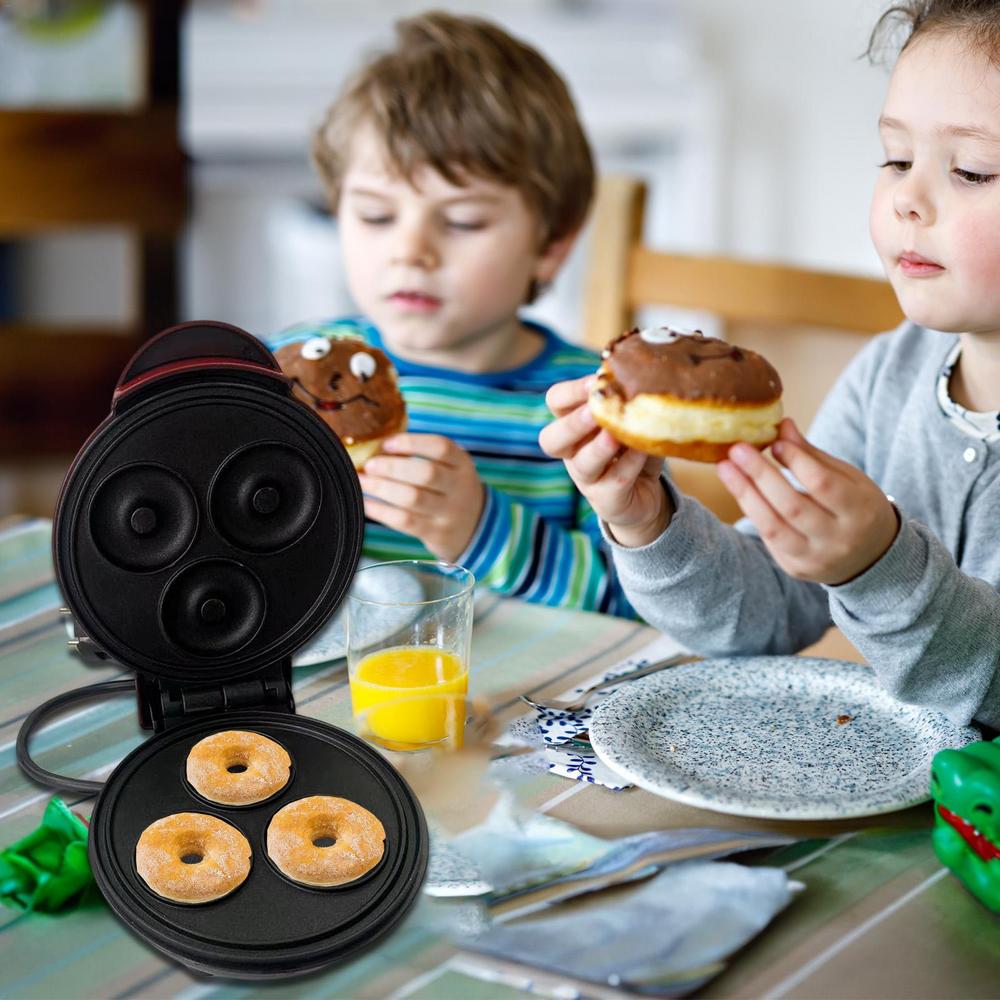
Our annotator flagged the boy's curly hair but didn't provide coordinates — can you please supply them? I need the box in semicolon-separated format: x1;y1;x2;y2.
867;0;1000;65
312;10;595;251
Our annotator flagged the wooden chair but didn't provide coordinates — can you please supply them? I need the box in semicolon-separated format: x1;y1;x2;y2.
581;176;904;664
582;175;903;524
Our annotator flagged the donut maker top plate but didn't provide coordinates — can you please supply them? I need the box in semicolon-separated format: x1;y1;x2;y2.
52;322;428;978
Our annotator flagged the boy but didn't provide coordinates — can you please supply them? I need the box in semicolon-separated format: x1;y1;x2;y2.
269;11;633;616
540;0;1000;729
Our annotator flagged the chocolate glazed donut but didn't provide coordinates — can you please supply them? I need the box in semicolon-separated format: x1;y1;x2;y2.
589;328;783;462
276;336;407;469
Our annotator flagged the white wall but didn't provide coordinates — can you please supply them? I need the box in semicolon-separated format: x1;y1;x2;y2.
2;0;904;517
180;0;719;339
181;0;903;343
13;0;900;333
674;0;892;275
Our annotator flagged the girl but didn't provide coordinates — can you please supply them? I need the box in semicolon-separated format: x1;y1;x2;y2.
540;0;1000;730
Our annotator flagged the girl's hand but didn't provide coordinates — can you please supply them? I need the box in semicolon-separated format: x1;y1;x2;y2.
539;375;670;548
716;418;899;585
359;433;485;562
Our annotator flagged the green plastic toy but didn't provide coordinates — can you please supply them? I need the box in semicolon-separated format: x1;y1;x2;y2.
931;737;1000;913
0;798;94;914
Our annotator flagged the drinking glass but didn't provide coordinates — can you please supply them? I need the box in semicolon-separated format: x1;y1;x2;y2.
346;560;474;751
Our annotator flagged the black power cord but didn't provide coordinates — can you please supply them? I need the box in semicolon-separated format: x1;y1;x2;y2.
16;678;135;796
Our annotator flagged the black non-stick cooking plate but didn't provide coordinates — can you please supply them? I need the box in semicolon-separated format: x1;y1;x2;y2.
89;711;428;978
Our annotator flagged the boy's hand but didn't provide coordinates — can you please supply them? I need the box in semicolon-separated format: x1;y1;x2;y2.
358;434;484;562
716;418;899;585
539;375;669;548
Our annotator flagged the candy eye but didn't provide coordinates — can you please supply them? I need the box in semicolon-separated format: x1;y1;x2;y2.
639;327;680;345
300;338;331;360
349;351;377;381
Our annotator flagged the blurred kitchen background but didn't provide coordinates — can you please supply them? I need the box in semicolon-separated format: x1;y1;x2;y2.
0;0;892;518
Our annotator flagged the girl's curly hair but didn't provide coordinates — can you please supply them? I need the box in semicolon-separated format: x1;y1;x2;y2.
867;0;1000;65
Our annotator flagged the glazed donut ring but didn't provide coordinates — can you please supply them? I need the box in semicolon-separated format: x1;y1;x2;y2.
266;795;386;887
186;730;291;806
135;812;251;904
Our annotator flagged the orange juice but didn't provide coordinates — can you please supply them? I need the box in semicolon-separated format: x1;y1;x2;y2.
350;645;468;748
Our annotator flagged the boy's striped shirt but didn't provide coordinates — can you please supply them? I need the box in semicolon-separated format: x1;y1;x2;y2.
267;316;635;617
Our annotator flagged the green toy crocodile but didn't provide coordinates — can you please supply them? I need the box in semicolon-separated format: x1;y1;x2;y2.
931;737;1000;913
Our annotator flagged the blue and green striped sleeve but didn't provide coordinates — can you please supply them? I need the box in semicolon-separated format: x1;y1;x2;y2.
458;485;634;616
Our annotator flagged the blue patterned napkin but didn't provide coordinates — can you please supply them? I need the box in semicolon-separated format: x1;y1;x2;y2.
545;747;634;789
516;635;689;790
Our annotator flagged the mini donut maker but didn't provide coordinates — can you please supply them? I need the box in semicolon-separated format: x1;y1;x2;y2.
51;321;428;978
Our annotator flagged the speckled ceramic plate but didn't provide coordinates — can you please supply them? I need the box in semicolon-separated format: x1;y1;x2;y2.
589;656;980;820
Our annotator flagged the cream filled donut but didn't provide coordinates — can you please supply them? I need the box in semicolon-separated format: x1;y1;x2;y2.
589;327;783;462
266;795;386;887
135;812;252;904
185;730;291;806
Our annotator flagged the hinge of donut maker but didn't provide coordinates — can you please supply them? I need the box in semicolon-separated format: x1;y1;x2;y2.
136;659;295;732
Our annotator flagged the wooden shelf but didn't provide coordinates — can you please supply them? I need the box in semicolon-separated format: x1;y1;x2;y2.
0;3;185;473
0;107;186;235
0;324;143;457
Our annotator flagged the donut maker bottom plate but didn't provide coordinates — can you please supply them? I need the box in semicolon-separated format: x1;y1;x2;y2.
90;710;427;978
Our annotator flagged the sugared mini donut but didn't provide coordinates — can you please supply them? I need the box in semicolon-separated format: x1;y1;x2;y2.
589;327;783;463
266;795;386;887
186;730;292;806
275;335;407;470
135;812;251;904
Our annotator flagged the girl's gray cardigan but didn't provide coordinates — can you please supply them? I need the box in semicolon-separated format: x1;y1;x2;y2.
605;322;1000;730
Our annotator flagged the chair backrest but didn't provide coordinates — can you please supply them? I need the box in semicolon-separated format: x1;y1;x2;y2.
581;175;904;523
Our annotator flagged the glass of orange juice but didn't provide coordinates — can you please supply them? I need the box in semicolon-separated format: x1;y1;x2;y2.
346;561;474;751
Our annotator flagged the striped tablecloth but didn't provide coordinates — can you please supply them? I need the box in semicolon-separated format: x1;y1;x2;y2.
1;520;998;999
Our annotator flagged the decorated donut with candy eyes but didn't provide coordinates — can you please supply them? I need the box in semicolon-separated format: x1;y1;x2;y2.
275;336;407;470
